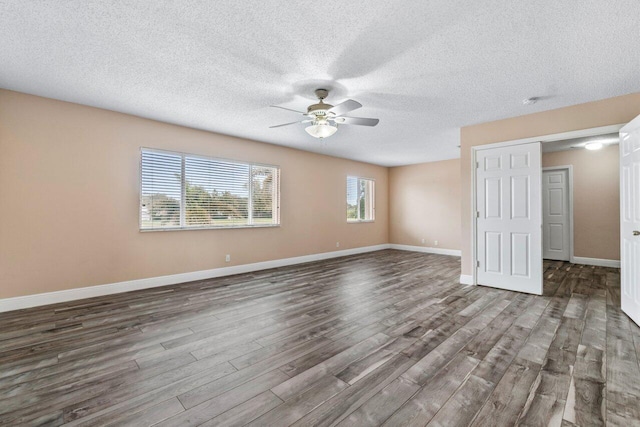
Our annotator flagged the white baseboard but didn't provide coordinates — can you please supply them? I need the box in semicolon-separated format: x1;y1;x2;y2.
572;256;620;268
0;244;391;313
389;244;461;257
459;275;474;285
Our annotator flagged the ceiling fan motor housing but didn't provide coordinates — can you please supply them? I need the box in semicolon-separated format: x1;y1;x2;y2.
307;89;333;118
314;88;329;100
307;103;333;117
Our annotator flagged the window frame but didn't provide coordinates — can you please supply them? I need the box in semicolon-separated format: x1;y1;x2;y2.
139;147;280;232
346;176;376;223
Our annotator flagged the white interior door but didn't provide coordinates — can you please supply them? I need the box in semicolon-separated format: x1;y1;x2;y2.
620;115;640;327
476;142;543;295
543;168;570;261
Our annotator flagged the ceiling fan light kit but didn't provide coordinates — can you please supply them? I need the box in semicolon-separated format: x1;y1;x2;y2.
305;121;337;139
270;89;379;139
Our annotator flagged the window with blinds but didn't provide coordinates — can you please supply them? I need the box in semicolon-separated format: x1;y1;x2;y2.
140;149;280;230
346;176;375;222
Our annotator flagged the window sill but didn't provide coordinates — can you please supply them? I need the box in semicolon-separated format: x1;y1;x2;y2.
347;220;375;224
140;224;280;232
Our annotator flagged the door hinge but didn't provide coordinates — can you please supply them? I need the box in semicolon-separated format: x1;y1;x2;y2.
477;260;480;267
476;161;480;168
476;211;480;218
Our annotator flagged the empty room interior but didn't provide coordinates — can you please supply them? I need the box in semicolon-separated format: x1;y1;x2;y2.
2;2;640;426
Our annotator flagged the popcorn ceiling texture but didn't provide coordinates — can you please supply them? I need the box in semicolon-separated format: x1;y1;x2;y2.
1;0;639;166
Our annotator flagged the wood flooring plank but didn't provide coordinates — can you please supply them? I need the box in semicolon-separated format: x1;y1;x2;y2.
60;359;238;424
197;390;282;427
471;357;541;427
563;374;605;426
518;317;562;365
606;320;640;424
159;370;289;426
176;337;330;410
62;363;238;426
0;355;59;380
541;317;584;376
462;294;533;361
107;397;184;427
562;290;608;426
563;293;589;320
472;324;532;385
245;375;348;427
228;333;322;371
0;360;139;400
0;253;632;427
336;376;419;426
518;393;566;427
425;374;495;426
335;348;395;385
401;297;513;386
0;361;142;424
0;345;165;395
292;354;415;427
0;326;143;365
271;332;392;401
382;352;480;427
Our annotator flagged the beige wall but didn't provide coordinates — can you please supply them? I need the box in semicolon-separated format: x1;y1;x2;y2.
0;90;388;299
4;89;638;298
542;145;620;260
389;159;461;250
460;93;640;275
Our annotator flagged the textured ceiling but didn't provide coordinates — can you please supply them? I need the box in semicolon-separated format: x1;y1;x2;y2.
1;1;639;166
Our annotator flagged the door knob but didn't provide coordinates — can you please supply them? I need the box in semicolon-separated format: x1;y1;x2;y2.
634;230;640;236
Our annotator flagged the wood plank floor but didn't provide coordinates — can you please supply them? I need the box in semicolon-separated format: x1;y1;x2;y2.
1;250;639;426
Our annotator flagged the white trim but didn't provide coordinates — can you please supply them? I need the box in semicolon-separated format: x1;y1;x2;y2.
0;244;391;313
542;166;574;263
470;123;626;288
473;124;625;152
389;244;461;257
459;275;474;285
621;114;640;133
572;257;620;268
471;149;479;286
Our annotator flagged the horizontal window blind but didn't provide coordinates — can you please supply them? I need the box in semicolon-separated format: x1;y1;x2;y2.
141;151;182;229
347;176;375;222
141;149;280;230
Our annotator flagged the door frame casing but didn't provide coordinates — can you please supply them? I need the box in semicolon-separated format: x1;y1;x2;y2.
470;123;625;286
542;165;574;263
620;114;640;327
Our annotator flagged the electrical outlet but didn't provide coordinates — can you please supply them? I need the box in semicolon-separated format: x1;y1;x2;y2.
434;240;439;246
225;254;231;262
336;242;340;248
421;239;425;244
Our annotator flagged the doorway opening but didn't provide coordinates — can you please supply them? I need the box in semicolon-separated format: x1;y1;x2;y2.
542;166;572;262
472;125;623;296
540;132;620;274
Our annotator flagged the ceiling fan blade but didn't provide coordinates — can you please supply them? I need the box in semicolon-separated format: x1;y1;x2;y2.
328;99;362;116
269;121;304;128
270;105;306;114
269;119;312;128
333;116;379;127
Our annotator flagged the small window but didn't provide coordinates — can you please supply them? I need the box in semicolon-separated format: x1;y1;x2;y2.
347;176;375;222
141;149;280;230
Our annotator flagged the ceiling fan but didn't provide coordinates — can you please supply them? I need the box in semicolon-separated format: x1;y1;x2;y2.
270;89;379;139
